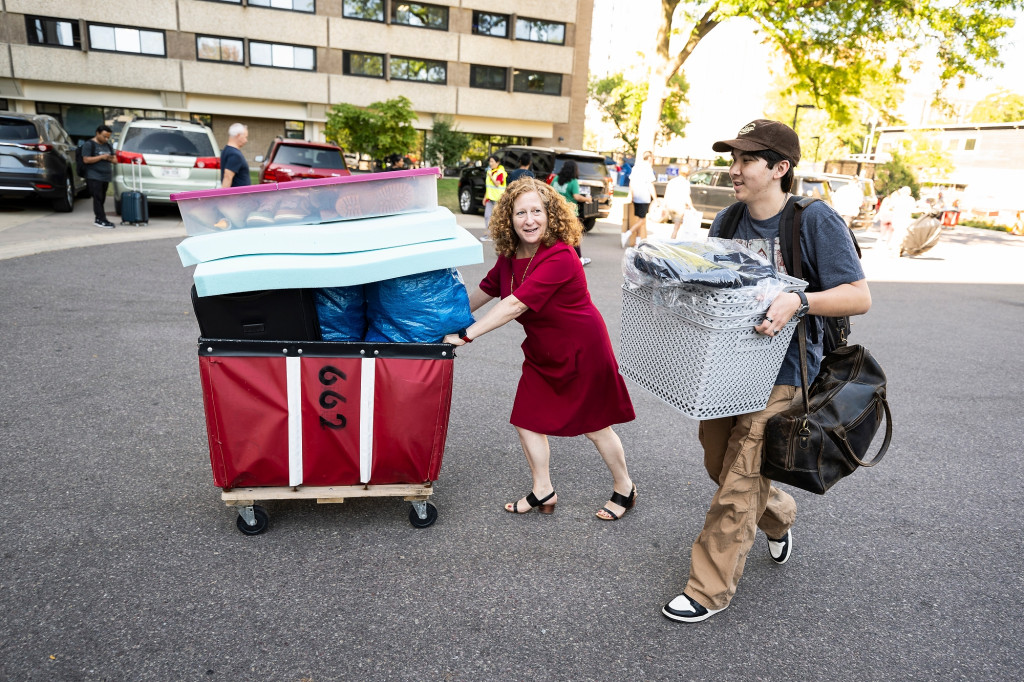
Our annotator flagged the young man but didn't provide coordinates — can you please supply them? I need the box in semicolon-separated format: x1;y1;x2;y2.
83;124;116;228
662;119;871;623
220;123;250;187
506;152;535;184
621;150;656;247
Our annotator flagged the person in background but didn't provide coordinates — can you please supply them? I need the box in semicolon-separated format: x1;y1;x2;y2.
506;152;535;184
831;180;864;229
82;124;116;229
481;154;507;241
663;165;696;239
621;150;656;247
662;119;871;624
443;178;637;520
220;123;250;188
551;160;593;266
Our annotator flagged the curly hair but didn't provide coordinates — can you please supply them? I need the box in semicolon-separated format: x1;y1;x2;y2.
487;178;582;258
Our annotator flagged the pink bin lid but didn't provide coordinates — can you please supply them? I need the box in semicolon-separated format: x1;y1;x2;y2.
170;167;441;202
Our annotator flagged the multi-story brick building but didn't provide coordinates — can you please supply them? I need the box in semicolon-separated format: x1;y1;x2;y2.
0;0;594;164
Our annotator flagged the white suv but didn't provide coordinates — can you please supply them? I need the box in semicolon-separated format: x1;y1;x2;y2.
112;118;220;213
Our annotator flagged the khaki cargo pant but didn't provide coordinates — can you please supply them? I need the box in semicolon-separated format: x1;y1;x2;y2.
684;385;799;611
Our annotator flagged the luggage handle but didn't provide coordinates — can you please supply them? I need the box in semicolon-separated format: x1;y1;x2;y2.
128;156;144;194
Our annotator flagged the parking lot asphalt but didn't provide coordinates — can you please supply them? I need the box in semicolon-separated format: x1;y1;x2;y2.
1;194;1022;680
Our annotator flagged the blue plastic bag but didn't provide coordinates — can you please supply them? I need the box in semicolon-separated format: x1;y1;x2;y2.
365;268;475;343
314;285;367;341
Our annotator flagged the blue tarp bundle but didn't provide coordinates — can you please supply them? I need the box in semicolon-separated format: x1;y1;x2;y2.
364;268;475;343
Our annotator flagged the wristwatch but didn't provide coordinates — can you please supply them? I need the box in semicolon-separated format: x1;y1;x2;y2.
794;291;810;318
457;328;473;343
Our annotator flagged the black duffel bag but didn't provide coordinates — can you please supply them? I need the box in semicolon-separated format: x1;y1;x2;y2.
762;335;892;495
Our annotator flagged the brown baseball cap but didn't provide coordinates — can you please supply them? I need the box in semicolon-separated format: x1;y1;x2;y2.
712;119;801;166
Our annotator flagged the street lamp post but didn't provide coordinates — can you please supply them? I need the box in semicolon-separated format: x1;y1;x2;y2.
792;104;815;132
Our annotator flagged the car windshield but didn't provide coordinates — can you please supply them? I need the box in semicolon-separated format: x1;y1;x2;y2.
121;127;215;156
274;145;346;169
0;119;39;142
798;179;829;200
553;157;608;178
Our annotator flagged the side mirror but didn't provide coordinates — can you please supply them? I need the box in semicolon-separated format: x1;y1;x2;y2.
254;155;264;163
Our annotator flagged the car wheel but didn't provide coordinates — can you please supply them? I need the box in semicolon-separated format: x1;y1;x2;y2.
459;186;479;215
113;194;122;216
53;175;75;213
582;217;596;232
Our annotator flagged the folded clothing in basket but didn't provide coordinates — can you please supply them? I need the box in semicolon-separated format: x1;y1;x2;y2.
625;238;777;288
365;269;475;343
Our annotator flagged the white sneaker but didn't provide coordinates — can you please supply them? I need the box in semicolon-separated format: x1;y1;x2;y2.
767;529;793;564
580;257;591;266
662;592;726;623
479;235;492;242
620;232;630;248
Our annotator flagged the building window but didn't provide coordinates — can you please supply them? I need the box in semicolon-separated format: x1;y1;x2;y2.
515;18;566;45
963;137;977;151
196;35;244;63
191;113;214;128
343;51;385;78
248;0;315;12
343;0;384;22
204;0;242;3
389;56;446;84
470;65;507;91
26;16;82;49
472;11;509;38
285;121;305;139
0;99;9;111
249;41;316;70
513;69;562;96
391;2;448;30
87;24;166;56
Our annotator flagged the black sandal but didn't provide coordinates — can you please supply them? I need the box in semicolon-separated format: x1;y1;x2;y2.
596;484;637;521
505;490;556;515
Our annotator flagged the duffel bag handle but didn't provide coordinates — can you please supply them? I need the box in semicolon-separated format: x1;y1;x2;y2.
829;398;892;468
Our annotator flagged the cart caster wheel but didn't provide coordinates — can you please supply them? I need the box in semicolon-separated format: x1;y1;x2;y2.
236;505;269;535
408;502;437;528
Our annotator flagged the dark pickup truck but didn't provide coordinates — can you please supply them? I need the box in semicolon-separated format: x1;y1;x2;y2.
457;145;614;231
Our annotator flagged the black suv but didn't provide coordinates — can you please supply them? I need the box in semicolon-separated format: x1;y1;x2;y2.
458;145;613;231
0;113;86;211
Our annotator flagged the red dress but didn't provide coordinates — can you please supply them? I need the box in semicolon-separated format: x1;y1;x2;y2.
479;241;635;436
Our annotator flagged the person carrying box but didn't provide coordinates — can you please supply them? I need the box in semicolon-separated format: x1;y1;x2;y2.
661;119;872;623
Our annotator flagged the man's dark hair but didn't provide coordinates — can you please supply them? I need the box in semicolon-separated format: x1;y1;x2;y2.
96;124;113;134
517;152;531;168
749;148;794;193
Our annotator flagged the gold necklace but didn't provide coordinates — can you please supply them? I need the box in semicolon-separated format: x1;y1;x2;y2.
511;250;537;292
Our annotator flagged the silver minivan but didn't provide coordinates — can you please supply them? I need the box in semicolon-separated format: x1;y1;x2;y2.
687;167;833;225
112;118;220;213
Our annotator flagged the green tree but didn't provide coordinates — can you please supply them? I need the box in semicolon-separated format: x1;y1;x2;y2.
874;153;920;199
632;1;1022;159
968;88;1024;122
325;96;419;168
589;71;688;156
423;116;470;172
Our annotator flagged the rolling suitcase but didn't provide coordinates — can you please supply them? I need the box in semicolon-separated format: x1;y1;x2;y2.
190;284;322;341
120;159;149;226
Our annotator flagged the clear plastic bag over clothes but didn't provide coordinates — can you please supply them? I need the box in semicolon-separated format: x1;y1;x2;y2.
622;238;789;312
365;268;476;343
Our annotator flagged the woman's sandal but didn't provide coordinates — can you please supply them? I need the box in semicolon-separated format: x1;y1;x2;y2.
505;490;557;515
596;484;637;521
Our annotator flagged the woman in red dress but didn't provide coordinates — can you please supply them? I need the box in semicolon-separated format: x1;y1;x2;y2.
442;179;637;520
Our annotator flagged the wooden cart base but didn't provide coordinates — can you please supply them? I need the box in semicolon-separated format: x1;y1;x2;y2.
222;483;436;534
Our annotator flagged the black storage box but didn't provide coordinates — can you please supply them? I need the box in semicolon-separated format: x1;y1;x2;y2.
190;285;322;341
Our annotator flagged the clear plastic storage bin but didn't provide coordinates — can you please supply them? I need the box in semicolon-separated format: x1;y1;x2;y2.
618;282;805;420
172;168;440;236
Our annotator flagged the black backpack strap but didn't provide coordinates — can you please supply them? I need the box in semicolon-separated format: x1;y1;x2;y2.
717;201;746;239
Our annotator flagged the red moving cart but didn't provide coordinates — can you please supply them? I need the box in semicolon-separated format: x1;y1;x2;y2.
198;338;455;534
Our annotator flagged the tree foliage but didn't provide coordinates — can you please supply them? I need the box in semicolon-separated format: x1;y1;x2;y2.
325;96;419;166
633;0;1023;158
424;116;470;171
874;153;920;199
968;88;1024;122
588;71;689;155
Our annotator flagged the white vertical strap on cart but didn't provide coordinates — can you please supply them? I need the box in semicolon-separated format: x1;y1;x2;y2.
359;357;376;483
286;356;303;486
